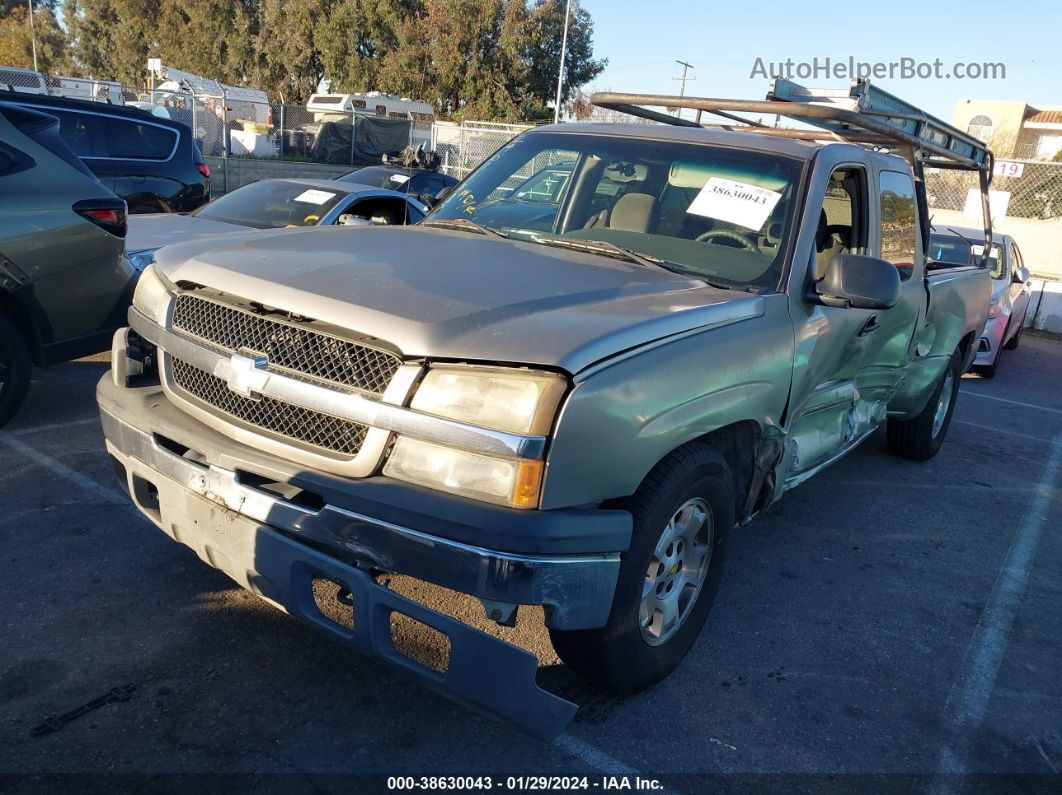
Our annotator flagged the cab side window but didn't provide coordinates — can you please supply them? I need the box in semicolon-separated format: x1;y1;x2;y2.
879;171;917;281
812;167;867;279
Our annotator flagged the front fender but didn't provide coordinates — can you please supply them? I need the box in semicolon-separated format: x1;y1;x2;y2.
541;294;793;509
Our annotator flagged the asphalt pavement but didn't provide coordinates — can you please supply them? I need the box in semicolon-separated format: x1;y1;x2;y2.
1;337;1060;791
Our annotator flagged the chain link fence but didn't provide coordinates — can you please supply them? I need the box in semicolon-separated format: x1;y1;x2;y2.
431;121;537;179
926;161;1062;220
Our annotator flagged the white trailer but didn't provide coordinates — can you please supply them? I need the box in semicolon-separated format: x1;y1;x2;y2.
149;65;271;126
306;92;434;147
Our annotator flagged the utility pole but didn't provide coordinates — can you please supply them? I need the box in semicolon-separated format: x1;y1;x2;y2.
671;60;695;120
27;0;38;73
553;0;572;124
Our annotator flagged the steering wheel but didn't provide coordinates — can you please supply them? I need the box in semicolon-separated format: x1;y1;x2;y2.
695;229;758;252
303;213;320;225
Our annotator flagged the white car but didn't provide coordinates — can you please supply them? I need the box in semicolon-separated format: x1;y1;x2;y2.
929;226;1033;378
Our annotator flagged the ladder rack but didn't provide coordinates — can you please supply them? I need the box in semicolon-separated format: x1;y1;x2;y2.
589;79;992;173
589;79;994;253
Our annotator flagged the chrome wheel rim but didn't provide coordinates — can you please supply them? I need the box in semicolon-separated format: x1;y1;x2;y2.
932;369;955;438
639;497;714;646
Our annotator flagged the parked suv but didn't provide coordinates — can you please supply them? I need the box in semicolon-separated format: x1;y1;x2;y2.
0;102;135;426
0;90;210;214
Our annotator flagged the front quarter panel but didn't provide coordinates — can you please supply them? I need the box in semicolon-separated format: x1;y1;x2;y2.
541;294;793;509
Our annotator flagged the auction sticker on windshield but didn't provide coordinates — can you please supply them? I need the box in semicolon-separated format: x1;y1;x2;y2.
294;189;337;205
687;177;782;230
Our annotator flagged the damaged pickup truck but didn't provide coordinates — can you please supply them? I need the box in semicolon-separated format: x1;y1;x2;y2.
97;80;993;740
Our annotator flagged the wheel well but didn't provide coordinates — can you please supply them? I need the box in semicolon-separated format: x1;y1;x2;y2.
627;422;761;521
698;421;761;519
957;330;978;370
0;291;42;365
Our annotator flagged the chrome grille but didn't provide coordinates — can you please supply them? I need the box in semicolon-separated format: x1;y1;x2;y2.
170;358;369;457
171;293;400;395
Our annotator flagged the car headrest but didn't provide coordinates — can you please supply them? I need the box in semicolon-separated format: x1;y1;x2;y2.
608;192;655;233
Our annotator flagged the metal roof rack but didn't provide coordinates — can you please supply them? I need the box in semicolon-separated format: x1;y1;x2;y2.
590;79;994;252
590;79;992;173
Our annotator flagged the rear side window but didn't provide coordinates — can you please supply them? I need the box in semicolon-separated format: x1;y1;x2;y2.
879;170;917;280
0;105;97;180
48;110;102;157
101;117;176;160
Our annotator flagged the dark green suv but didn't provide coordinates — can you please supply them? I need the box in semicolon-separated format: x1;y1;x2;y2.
0;102;135;426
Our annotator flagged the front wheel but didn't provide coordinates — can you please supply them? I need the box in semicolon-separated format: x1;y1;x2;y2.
0;312;32;428
549;441;735;692
886;347;962;461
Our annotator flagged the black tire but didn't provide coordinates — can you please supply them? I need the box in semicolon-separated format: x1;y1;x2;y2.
1004;315;1024;350
549;441;735;693
128;202;159;215
0;311;32;428
886;347;962;461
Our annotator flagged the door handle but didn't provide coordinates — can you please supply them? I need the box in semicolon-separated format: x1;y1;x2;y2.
858;314;880;336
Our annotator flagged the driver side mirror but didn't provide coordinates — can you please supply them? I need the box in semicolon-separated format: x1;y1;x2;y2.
1014;266;1030;284
810;253;900;310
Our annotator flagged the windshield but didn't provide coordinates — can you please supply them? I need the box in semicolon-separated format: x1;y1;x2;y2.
929;233;1003;278
192;180;348;229
341;166;412;191
427;132;805;289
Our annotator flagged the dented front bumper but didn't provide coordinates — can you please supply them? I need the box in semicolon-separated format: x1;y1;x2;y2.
97;373;626;740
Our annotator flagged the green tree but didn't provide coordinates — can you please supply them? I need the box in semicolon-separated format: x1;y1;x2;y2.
525;0;606;112
378;0;535;120
0;3;66;72
254;0;326;102
154;0;256;86
319;0;414;94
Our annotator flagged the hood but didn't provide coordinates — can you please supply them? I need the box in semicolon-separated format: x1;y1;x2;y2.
154;225;763;373
126;213;247;253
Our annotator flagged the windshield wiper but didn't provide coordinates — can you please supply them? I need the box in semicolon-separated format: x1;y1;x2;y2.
422;218;508;239
529;235;740;290
530;235;667;270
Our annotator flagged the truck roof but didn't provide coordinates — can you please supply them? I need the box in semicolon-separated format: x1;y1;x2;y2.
528;122;822;159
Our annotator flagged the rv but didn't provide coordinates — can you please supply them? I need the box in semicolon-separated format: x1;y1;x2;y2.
306;92;434;147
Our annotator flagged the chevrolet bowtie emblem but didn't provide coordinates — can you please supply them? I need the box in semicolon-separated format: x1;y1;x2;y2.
222;352;269;399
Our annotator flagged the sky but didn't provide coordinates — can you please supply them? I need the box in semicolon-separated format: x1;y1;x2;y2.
581;0;1061;122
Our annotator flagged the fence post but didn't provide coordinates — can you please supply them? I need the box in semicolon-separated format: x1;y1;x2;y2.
190;87;198;152
350;110;356;166
221;88;230;193
279;102;285;160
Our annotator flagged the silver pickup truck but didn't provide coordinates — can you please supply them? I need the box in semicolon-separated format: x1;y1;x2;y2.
96;81;992;739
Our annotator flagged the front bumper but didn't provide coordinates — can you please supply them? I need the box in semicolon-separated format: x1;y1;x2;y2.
102;411;577;739
98;371;626;739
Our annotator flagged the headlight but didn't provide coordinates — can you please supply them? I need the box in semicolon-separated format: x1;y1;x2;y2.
987;302;1002;319
383;437;544;508
127;247;161;273
132;264;175;325
409;366;566;435
384;366;567;508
